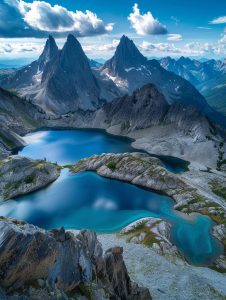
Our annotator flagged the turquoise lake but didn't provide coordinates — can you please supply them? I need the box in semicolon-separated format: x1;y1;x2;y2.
0;129;223;266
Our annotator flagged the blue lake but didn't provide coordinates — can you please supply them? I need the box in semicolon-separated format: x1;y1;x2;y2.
0;129;223;266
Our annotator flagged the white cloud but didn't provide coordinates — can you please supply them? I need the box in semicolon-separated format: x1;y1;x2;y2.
138;36;226;57
0;40;42;54
197;27;212;30
128;3;167;35
139;40;226;57
210;16;226;24
1;0;113;37
98;39;119;51
167;34;182;41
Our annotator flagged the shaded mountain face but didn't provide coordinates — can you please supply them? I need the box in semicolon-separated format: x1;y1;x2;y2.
101;36;207;109
100;83;213;140
89;59;103;69
0;87;45;133
103;83;169;131
103;35;147;77
198;74;226;118
159;56;226;87
0;36;58;89
0;87;46;157
40;34;101;113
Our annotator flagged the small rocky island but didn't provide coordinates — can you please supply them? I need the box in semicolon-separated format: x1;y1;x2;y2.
0;156;60;200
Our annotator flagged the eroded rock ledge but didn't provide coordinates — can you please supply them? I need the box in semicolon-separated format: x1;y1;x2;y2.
0;217;151;300
0;156;61;200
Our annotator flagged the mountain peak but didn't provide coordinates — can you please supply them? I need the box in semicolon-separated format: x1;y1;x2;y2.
61;34;86;60
116;35;146;65
103;35;147;76
38;35;58;70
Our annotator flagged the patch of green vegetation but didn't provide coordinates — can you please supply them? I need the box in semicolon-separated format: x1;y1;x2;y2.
24;174;36;184
107;160;116;171
121;221;160;247
210;180;226;201
189;194;206;204
199;208;226;225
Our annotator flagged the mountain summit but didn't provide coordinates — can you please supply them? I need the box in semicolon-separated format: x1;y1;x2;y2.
40;34;101;113
103;35;147;76
38;35;58;70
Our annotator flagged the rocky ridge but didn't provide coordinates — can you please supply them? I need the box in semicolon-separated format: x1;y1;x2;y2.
0;217;151;300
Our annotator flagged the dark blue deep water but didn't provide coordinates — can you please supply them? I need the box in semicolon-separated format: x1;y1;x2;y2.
0;129;223;266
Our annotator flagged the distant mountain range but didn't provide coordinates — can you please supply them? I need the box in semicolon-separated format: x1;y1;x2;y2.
159;56;226;87
198;75;226;117
0;34;225;128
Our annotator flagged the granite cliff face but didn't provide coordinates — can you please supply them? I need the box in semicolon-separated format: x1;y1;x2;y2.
0;218;151;299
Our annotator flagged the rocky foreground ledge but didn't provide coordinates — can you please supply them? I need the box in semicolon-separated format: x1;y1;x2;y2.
0;217;151;300
0;156;60;200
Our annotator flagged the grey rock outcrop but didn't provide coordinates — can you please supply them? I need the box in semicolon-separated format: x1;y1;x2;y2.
120;218;181;259
102;83;169;131
0;156;60;200
97;83;213;140
0;218;151;299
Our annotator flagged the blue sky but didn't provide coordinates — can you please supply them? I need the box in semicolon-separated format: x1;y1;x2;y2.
0;0;226;62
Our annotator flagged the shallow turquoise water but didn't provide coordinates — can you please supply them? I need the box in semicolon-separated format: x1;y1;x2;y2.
0;129;223;266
